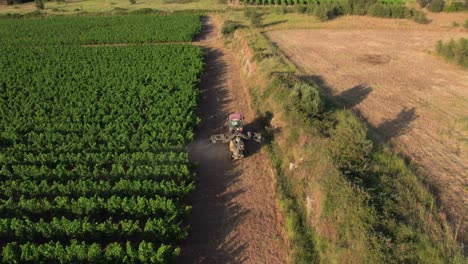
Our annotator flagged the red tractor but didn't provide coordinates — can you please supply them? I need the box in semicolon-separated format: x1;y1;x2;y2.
210;113;261;159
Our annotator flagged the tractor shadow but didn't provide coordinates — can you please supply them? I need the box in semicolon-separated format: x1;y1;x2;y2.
243;111;277;158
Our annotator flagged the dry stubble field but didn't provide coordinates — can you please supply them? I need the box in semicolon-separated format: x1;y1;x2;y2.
267;15;468;242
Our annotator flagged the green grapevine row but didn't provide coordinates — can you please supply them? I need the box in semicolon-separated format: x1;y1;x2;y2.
1;195;187;219
2;241;178;264
0;217;186;244
2;163;191;182
0;179;193;199
1;151;189;167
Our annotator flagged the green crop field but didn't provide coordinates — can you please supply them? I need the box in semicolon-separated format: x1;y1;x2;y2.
0;13;201;45
0;14;203;263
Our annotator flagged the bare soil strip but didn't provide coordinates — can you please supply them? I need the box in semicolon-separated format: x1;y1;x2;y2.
179;16;287;263
267;26;468;243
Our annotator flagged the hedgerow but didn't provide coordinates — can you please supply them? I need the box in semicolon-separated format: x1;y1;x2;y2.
240;0;430;22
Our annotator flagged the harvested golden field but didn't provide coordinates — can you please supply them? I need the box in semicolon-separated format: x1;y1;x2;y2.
267;23;468;242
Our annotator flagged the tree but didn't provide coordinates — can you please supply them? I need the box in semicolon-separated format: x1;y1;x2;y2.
416;0;431;7
329;110;373;179
249;10;263;28
428;0;445;12
291;82;323;119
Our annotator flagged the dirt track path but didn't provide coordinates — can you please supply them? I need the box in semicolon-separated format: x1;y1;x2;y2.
178;16;287;263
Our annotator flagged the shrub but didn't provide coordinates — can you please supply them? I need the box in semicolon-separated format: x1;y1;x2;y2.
249;10;263;27
291;82;323;120
163;0;195;3
444;1;465;11
23;10;42;18
279;4;288;14
112;7;128;13
390;4;407;17
436;38;468;68
345;0;375;14
35;0;44;10
368;3;408;18
355;5;369;15
464;19;468;29
295;4;307;13
221;20;243;36
306;3;315;14
129;0;136;4
328;110;373;178
412;9;430;24
313;3;344;21
437;39;455;58
428;0;445;12
349;0;377;8
368;3;388;17
244;7;254;18
314;4;329;20
416;0;431;7
436;39;446;53
129;8;155;14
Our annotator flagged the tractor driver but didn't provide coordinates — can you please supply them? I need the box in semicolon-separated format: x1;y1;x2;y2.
228;113;244;134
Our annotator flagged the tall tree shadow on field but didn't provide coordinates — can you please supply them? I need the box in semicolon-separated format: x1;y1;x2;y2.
301;75;372;110
338;84;373;109
263;20;288;28
300;74;418;144
375;107;418;143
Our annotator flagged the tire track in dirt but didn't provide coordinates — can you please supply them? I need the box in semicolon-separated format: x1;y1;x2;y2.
178;16;287;263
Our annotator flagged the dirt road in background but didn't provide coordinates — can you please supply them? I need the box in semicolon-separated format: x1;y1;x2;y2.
179;16;287;263
267;27;468;244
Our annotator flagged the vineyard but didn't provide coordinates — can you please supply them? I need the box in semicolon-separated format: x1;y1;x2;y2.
0;14;203;263
0;13;202;45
